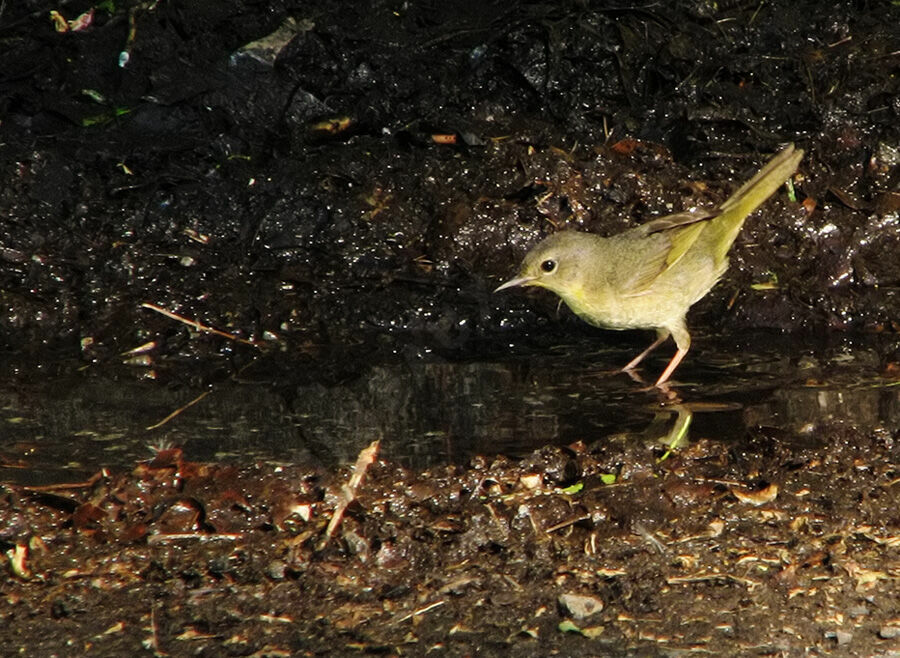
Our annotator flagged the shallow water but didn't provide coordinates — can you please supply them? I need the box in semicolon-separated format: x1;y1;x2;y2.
2;330;899;484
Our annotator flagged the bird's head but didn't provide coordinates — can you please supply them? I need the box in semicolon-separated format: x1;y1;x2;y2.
494;231;590;298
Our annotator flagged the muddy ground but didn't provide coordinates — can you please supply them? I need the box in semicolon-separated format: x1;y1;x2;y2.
1;0;900;655
2;432;899;656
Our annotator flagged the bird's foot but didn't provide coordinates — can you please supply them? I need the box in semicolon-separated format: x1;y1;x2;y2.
630;378;682;402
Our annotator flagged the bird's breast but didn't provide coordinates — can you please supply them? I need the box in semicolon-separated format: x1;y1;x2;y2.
558;282;634;330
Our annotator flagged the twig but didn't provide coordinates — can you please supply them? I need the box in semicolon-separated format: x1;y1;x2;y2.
144;358;259;430
667;572;761;589
392;599;446;625
140;302;259;346
145;389;211;430
144;605;168;656
17;470;106;491
545;514;590;534
318;439;380;550
147;532;243;545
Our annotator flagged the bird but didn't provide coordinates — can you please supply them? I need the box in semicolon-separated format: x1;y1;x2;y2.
495;144;804;387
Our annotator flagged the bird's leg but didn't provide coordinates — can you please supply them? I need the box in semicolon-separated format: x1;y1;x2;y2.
655;348;688;386
621;330;670;373
655;323;691;387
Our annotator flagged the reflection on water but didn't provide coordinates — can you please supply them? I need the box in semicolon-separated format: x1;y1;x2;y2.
2;331;899;482
291;355;646;465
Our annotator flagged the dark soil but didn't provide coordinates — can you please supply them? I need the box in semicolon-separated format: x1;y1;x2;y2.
2;0;900;655
3;433;900;655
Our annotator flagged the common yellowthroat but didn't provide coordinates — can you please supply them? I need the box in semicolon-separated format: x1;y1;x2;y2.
495;144;804;386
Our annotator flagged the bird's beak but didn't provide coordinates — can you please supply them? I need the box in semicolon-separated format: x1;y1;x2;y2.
494;276;536;293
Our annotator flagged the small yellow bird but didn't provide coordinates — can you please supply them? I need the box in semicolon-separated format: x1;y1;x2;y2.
495;144;804;386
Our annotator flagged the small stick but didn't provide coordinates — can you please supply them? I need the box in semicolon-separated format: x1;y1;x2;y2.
318;439;381;550
18;470;106;492
140;302;259;346
144;359;259;431
545;514;590;534
392;599;446;625
147;532;242;545
145;605;165;656
145;390;211;430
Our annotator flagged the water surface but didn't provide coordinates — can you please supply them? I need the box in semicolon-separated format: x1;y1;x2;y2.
2;331;899;484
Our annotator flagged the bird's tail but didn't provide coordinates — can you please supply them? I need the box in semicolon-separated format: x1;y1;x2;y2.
708;144;804;264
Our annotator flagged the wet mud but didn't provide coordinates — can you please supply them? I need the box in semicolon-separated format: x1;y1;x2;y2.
3;417;900;655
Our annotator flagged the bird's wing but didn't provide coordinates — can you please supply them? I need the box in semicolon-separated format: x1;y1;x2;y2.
619;218;711;296
639;207;719;235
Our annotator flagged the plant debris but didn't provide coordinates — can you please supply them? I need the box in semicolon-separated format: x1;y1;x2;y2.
3;424;900;654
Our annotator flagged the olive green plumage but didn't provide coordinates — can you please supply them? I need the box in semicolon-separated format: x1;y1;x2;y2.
496;144;804;386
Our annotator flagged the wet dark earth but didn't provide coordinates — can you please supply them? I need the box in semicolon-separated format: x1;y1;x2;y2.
3;341;900;656
2;0;900;655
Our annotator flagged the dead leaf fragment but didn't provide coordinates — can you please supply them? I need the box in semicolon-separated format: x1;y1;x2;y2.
97;621;125;637
8;544;32;579
431;133;458;145
558;593;604;620
49;9;94;32
731;482;778;506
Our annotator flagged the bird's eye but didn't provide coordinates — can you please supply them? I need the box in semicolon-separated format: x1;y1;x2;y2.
540;259;557;273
